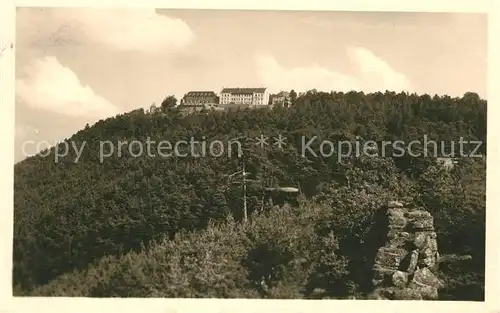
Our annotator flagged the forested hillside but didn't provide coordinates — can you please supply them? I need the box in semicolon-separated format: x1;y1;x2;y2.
13;91;486;300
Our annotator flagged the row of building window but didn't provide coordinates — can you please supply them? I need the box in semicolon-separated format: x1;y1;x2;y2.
181;89;279;107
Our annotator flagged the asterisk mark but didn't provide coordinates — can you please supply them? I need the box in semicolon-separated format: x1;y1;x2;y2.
273;134;287;149
254;134;269;148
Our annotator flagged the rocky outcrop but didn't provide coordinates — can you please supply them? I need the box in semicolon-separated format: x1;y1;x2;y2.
369;200;444;300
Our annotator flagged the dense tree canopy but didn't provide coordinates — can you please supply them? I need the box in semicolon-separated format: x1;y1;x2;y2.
14;91;486;299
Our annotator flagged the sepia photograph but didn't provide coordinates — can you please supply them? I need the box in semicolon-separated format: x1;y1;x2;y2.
8;5;489;304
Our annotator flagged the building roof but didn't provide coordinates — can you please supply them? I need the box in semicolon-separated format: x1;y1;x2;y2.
220;87;267;94
184;91;217;97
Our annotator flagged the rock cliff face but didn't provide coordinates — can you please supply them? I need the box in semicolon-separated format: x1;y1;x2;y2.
369;201;444;300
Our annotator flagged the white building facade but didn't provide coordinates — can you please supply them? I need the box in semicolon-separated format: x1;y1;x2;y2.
219;87;270;107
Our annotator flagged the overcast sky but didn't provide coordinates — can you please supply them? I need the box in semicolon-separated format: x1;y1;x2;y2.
14;8;487;162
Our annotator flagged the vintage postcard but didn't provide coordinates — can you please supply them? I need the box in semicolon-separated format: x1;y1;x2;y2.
1;1;497;312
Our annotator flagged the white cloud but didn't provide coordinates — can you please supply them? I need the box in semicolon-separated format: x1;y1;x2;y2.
347;47;411;92
16;56;120;118
256;46;411;93
55;8;194;52
255;55;358;93
15;124;39;140
15;124;29;140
